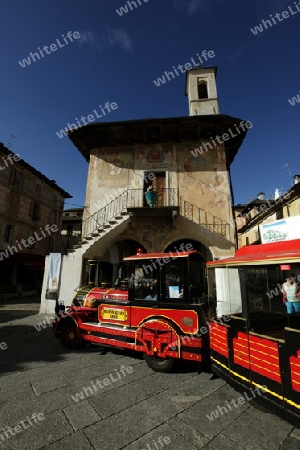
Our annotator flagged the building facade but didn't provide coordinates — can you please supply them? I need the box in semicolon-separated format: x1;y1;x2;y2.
236;178;300;247
40;66;250;313
0;142;71;297
60;207;83;253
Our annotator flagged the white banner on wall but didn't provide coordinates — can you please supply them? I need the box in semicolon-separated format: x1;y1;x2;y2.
48;253;62;293
260;216;300;244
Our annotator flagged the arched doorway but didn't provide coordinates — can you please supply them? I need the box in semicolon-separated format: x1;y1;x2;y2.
82;239;145;288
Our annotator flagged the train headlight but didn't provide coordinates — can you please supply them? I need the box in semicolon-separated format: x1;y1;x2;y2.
181;317;194;327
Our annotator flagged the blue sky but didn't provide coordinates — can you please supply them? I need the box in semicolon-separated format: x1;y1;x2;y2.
1;0;299;207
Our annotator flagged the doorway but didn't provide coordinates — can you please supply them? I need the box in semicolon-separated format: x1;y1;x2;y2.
144;172;166;207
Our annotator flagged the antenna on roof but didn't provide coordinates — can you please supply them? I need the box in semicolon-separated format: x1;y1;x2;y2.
281;163;293;187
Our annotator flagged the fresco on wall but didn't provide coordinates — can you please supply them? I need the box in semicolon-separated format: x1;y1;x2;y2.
178;144;230;220
135;145;175;168
142;224;169;250
97;148;135;186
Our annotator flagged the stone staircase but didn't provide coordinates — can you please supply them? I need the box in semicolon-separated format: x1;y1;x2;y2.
65;191;130;254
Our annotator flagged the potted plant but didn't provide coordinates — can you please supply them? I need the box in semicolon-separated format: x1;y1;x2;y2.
145;185;157;207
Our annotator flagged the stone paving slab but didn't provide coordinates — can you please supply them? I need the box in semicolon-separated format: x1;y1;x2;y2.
42;431;95;450
222;406;293;450
63;400;101;431
122;423;199;450
0;312;300;450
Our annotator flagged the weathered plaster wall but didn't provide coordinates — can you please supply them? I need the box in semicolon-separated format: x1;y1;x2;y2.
80;141;235;261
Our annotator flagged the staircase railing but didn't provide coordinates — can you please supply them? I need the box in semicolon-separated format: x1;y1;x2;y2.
83;190;129;237
179;197;231;240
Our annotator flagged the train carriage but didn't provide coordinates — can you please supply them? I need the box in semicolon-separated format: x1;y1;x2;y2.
207;238;300;425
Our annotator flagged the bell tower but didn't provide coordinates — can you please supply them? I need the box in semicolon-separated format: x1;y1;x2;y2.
185;66;219;116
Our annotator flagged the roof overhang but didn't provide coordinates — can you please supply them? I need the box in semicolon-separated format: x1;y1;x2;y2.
67;114;248;166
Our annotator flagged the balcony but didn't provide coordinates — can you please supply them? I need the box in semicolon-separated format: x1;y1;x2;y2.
126;188;179;218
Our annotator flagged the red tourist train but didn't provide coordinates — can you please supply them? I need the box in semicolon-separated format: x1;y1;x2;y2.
53;239;300;424
53;250;208;372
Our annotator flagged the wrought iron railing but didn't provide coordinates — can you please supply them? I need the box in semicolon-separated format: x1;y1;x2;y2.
126;188;179;208
179;197;231;239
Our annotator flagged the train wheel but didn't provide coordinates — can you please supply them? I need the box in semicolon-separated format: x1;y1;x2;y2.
60;322;83;349
143;353;175;373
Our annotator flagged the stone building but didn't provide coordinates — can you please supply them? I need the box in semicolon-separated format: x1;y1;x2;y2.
60;207;83;253
40;66;250;313
0;142;71;297
235;178;300;247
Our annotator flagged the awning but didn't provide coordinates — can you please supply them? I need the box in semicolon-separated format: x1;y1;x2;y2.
207;239;300;268
124;250;197;261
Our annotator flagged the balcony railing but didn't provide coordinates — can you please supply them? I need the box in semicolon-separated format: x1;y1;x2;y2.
126;188;179;208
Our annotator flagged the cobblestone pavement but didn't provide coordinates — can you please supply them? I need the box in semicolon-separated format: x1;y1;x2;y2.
0;303;300;449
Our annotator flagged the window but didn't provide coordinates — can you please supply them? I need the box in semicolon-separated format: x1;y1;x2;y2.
13;170;21;187
28;234;36;249
49;211;56;224
130;262;158;301
276;208;284;220
198;81;208;99
30;203;40;220
164;263;185;299
4;225;12;243
47;235;53;252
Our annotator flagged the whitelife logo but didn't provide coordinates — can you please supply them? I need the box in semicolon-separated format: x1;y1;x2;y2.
190;121;253;157
206;386;266;421
18;31;81;68
153;50;215;87
0;224;58;261
250;2;300;35
116;0;150;16
55;101;118;139
0;153;21;170
0;413;45;443
288;90;300;106
71;365;134;402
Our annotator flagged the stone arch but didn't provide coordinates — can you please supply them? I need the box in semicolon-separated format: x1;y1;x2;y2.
164;238;212;261
82;239;146;288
